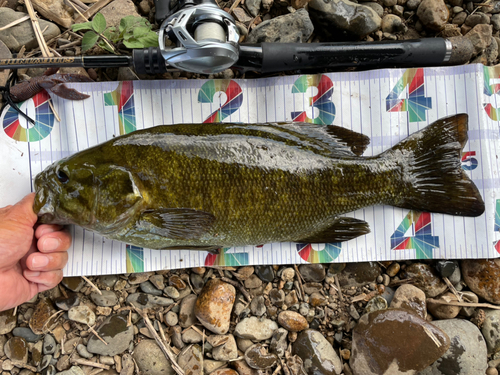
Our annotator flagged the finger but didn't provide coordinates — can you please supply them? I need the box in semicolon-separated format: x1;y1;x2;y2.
35;224;64;239
24;269;63;292
37;230;72;253
26;251;68;272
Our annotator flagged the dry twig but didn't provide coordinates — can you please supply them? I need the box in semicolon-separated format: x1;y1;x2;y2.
443;276;463;302
87;324;108;346
72;359;110;370
429;300;500;310
0;15;31;31
83;276;102;295
131;303;185;375
24;0;52;57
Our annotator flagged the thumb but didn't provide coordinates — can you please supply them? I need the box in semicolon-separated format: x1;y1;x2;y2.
7;193;38;227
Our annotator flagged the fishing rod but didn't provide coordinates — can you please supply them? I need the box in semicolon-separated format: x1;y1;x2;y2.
0;0;473;75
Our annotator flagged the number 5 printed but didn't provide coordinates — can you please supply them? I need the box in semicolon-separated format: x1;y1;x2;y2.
386;68;432;122
291;75;335;125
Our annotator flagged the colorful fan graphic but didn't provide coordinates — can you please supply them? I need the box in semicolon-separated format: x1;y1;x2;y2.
204;248;249;267
126;245;144;273
483;65;500;121
198;80;243;123
495;200;500;254
103;82;141;271
386;68;432;122
2;90;55;142
391;211;439;259
291;75;335;125
296;243;341;263
104;81;136;135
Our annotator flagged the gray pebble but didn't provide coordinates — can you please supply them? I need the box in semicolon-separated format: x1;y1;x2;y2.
91;290;119;307
182;328;203;344
43;334;56;355
40;354;52;371
492;13;500;29
363;2;384;18
140;281;163;296
363;296;388;315
99;275;118;288
465;12;491;27
270;328;288;357
406;0;421;9
250;295;266;317
164;286;180;299
165;311;179;326
126;293;174;309
190;273;204;290
12;327;42;343
76;344;93;359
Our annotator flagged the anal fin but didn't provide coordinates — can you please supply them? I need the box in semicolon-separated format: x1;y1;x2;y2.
296;217;370;243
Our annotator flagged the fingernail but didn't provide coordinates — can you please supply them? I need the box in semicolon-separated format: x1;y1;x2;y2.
42;238;60;251
32;254;49;268
25;271;41;278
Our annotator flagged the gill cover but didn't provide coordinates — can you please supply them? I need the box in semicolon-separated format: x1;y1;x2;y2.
95;166;144;233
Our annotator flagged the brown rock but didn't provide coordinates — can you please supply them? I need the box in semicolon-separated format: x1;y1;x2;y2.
244;344;278;370
0;309;17;334
403;263;447;298
210;370;239;375
4;337;28;363
338;262;381;287
31;0;73;29
350;309;450;375
99;0;141;29
278;311;309;332
29;298;57;334
461;259;500;304
427;292;461;320
194;279;236;334
390;284;427;319
170;275;187;290
465;24;493;56
416;0;449;31
231;358;259;375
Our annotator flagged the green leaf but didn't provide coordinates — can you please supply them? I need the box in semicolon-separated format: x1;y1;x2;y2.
119;15;141;32
71;22;93;32
137;31;159;47
133;26;150;38
92;13;106;34
98;39;115;53
81;31;99;52
123;37;144;49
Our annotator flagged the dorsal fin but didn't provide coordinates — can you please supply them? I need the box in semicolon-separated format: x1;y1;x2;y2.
273;123;370;157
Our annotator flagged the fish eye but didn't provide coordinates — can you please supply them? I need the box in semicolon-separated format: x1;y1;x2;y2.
57;169;69;184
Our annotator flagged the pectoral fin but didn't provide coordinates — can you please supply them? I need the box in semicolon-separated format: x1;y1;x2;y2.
296;217;370;243
137;209;216;240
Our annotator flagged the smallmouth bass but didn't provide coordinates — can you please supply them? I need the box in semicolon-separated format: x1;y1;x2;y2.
33;114;485;251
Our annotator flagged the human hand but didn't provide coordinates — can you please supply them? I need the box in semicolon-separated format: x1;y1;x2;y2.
0;193;71;311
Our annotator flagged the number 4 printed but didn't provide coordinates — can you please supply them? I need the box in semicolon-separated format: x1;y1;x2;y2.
386;68;432;122
391;211;439;259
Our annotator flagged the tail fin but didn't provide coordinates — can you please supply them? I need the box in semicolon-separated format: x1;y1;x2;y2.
387;114;485;217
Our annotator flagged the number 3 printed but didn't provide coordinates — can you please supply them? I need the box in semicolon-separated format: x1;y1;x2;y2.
291;75;335;125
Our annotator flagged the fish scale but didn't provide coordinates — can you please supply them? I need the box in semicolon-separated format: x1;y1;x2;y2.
33;115;484;250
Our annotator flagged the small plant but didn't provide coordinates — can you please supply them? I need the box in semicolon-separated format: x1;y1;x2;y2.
72;13;159;53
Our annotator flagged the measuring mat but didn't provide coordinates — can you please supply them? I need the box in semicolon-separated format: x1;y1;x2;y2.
1;64;499;276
